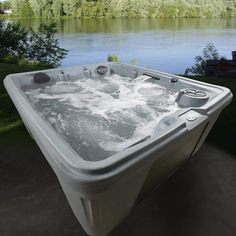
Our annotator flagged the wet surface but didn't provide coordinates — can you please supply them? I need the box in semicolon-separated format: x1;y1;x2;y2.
24;74;178;161
0;141;236;236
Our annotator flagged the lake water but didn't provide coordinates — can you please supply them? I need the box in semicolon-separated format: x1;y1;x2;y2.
18;18;236;74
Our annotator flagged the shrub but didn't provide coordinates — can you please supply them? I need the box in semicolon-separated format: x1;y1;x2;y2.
0;21;68;67
26;23;68;67
1;54;18;64
130;58;137;65
18;58;45;67
0;22;28;59
185;43;220;75
107;54;120;63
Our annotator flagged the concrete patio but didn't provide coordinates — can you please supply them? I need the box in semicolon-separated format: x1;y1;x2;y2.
0;139;236;236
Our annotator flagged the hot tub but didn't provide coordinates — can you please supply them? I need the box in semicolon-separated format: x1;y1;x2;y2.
4;63;232;236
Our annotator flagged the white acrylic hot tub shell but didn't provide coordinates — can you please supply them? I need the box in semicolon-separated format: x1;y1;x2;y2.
4;63;232;236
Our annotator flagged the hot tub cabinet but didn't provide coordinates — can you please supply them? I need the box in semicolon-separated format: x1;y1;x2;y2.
4;63;232;236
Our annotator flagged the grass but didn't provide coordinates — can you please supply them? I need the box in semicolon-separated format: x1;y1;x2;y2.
0;63;235;154
0;63;48;147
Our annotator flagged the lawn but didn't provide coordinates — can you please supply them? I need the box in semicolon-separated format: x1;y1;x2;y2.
0;63;49;147
0;63;235;154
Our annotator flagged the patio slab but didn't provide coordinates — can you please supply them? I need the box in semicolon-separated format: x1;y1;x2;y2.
0;141;235;236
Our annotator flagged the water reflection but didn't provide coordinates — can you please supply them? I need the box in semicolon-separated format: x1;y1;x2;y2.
18;18;236;32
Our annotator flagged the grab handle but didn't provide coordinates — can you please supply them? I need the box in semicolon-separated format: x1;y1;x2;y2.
142;73;160;80
126;135;151;149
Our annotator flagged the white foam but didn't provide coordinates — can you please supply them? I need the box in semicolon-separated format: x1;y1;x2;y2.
24;74;179;160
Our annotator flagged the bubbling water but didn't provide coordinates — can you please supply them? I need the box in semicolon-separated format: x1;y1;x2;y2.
24;74;179;161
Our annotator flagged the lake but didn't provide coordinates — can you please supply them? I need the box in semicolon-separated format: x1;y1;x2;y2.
17;18;236;74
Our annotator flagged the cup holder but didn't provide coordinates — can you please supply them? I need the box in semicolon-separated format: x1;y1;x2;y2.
96;65;109;75
176;88;210;107
33;72;50;84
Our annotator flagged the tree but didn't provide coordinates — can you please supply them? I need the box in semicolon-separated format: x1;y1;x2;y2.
226;0;235;16
63;0;81;17
26;23;68;67
185;43;220;75
0;21;28;58
10;0;33;17
107;54;120;62
51;0;64;17
28;0;43;17
0;21;68;67
2;1;12;9
8;0;236;18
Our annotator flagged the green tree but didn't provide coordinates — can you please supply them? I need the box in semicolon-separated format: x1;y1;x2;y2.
2;1;12;9
226;0;235;16
28;0;42;17
110;0;128;18
185;43;220;75
28;0;53;17
51;0;64;17
10;0;33;17
26;23;68;66
147;0;162;18
0;22;28;58
0;21;68;67
107;54;120;62
63;0;82;17
8;0;236;18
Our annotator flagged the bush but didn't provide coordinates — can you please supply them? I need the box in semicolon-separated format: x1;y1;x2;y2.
18;58;45;67
26;23;68;67
130;58;137;65
0;22;28;59
185;43;220;75
107;54;120;63
0;21;68;67
1;54;18;64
